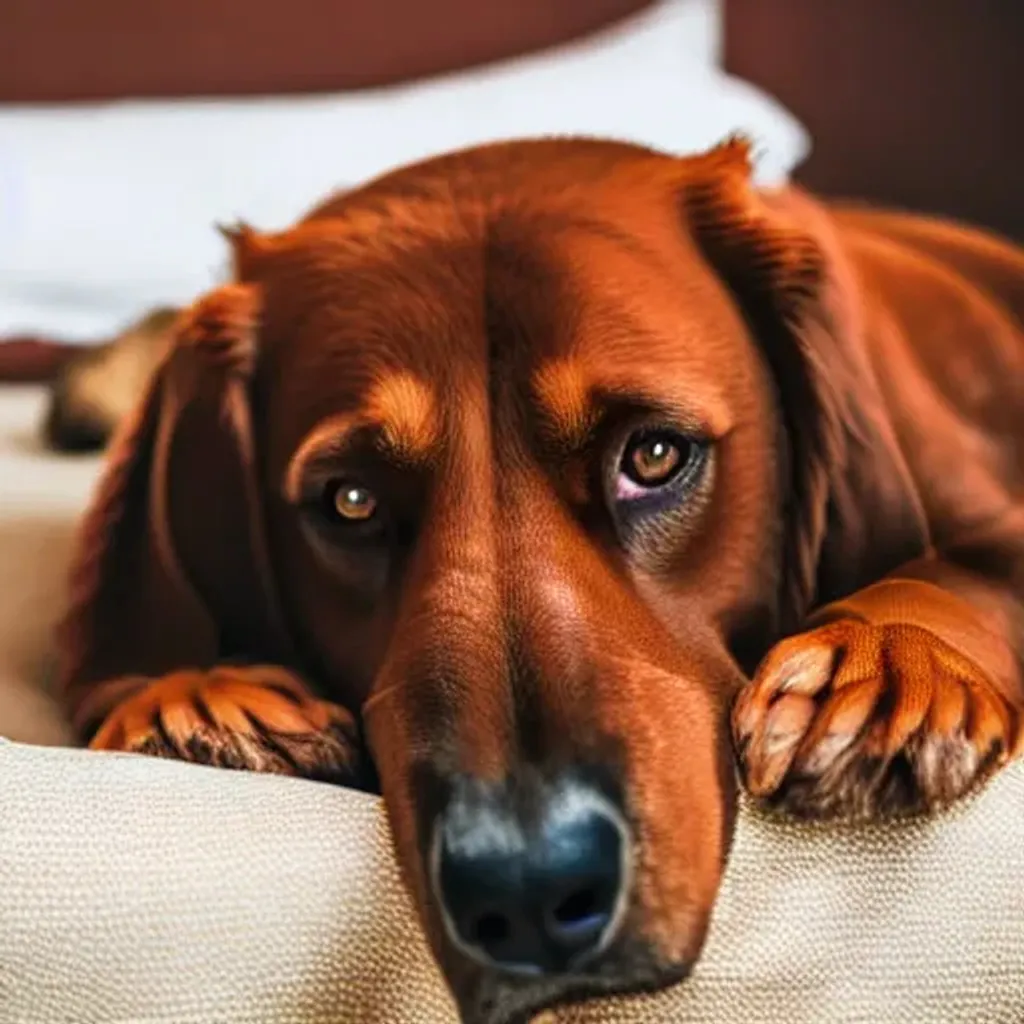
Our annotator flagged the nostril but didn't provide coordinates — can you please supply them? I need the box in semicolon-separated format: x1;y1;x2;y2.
463;908;545;974
472;911;512;947
546;882;614;945
553;885;604;926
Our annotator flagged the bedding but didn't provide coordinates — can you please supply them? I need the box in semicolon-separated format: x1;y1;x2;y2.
0;315;1023;1021
3;703;1024;1024
0;0;808;342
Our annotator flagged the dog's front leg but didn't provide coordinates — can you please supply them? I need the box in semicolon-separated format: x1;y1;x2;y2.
80;664;366;787
732;520;1024;819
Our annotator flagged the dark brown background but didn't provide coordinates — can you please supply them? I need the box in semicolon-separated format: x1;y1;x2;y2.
1;0;1021;239
0;0;654;102
724;0;1024;241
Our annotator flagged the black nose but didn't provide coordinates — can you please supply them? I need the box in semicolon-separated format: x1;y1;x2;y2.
433;782;629;976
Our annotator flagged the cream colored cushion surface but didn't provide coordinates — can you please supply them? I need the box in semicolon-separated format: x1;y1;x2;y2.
1;385;1023;1024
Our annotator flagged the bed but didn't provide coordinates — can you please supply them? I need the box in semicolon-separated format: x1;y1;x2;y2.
1;3;1023;1021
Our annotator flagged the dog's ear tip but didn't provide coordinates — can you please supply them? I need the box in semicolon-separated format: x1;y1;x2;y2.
720;130;756;157
177;284;262;376
216;219;257;243
677;135;760;220
689;133;756;178
216;221;271;281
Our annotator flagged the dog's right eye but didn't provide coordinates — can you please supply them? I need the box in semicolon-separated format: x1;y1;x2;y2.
297;475;395;597
614;428;707;502
622;432;687;489
601;425;712;549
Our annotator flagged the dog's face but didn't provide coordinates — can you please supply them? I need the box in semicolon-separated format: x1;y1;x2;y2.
60;137;936;1023
224;140;799;1023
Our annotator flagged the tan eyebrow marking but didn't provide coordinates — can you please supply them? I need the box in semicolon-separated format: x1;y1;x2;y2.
365;371;441;464
284;413;358;502
534;355;731;452
532;357;600;452
283;373;441;502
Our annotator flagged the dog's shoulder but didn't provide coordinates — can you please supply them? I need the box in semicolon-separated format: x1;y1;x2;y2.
823;203;1024;414
828;203;1024;327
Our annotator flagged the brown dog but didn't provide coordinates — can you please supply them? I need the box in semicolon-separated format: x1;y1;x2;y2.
54;137;1024;1024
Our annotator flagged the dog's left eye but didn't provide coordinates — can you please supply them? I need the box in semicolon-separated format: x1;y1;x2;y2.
615;429;705;500
328;481;378;522
316;479;387;539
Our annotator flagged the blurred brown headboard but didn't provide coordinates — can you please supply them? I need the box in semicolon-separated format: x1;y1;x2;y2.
1;0;653;103
723;0;1024;241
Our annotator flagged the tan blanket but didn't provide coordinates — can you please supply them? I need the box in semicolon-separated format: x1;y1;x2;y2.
1;740;1023;1024
1;386;1023;1023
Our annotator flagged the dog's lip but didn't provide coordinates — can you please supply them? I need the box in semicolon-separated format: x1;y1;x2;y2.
457;958;696;1024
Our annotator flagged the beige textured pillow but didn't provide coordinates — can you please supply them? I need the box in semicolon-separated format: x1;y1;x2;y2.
1;739;1022;1024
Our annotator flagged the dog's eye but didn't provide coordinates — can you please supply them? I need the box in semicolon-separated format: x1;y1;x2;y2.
325;480;378;523
616;429;702;499
625;433;683;486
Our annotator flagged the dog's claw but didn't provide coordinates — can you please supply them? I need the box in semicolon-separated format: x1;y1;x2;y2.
743;692;815;796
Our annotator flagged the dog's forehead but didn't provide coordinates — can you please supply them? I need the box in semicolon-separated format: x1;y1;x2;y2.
256;186;746;456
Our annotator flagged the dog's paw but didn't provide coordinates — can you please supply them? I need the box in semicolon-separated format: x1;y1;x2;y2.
731;618;1021;819
89;664;364;785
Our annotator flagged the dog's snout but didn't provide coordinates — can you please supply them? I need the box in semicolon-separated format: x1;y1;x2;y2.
432;779;630;977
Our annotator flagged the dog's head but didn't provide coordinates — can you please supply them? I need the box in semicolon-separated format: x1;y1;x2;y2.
63;138;930;1023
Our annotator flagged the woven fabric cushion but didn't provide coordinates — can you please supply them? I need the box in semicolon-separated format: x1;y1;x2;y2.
1;739;1022;1024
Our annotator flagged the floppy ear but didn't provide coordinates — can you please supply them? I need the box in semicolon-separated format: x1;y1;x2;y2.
58;284;297;733
680;138;930;633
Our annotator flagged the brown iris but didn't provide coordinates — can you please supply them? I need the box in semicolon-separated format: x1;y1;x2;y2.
625;434;684;487
330;482;378;521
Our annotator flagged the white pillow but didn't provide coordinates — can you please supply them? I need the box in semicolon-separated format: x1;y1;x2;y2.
0;0;809;341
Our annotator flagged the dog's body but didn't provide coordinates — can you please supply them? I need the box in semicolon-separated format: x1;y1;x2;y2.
41;307;179;452
50;138;1024;1024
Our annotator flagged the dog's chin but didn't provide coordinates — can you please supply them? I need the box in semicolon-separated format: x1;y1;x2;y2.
452;950;695;1024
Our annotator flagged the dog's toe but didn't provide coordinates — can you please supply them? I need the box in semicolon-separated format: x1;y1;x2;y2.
733;618;1019;820
89;665;364;785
